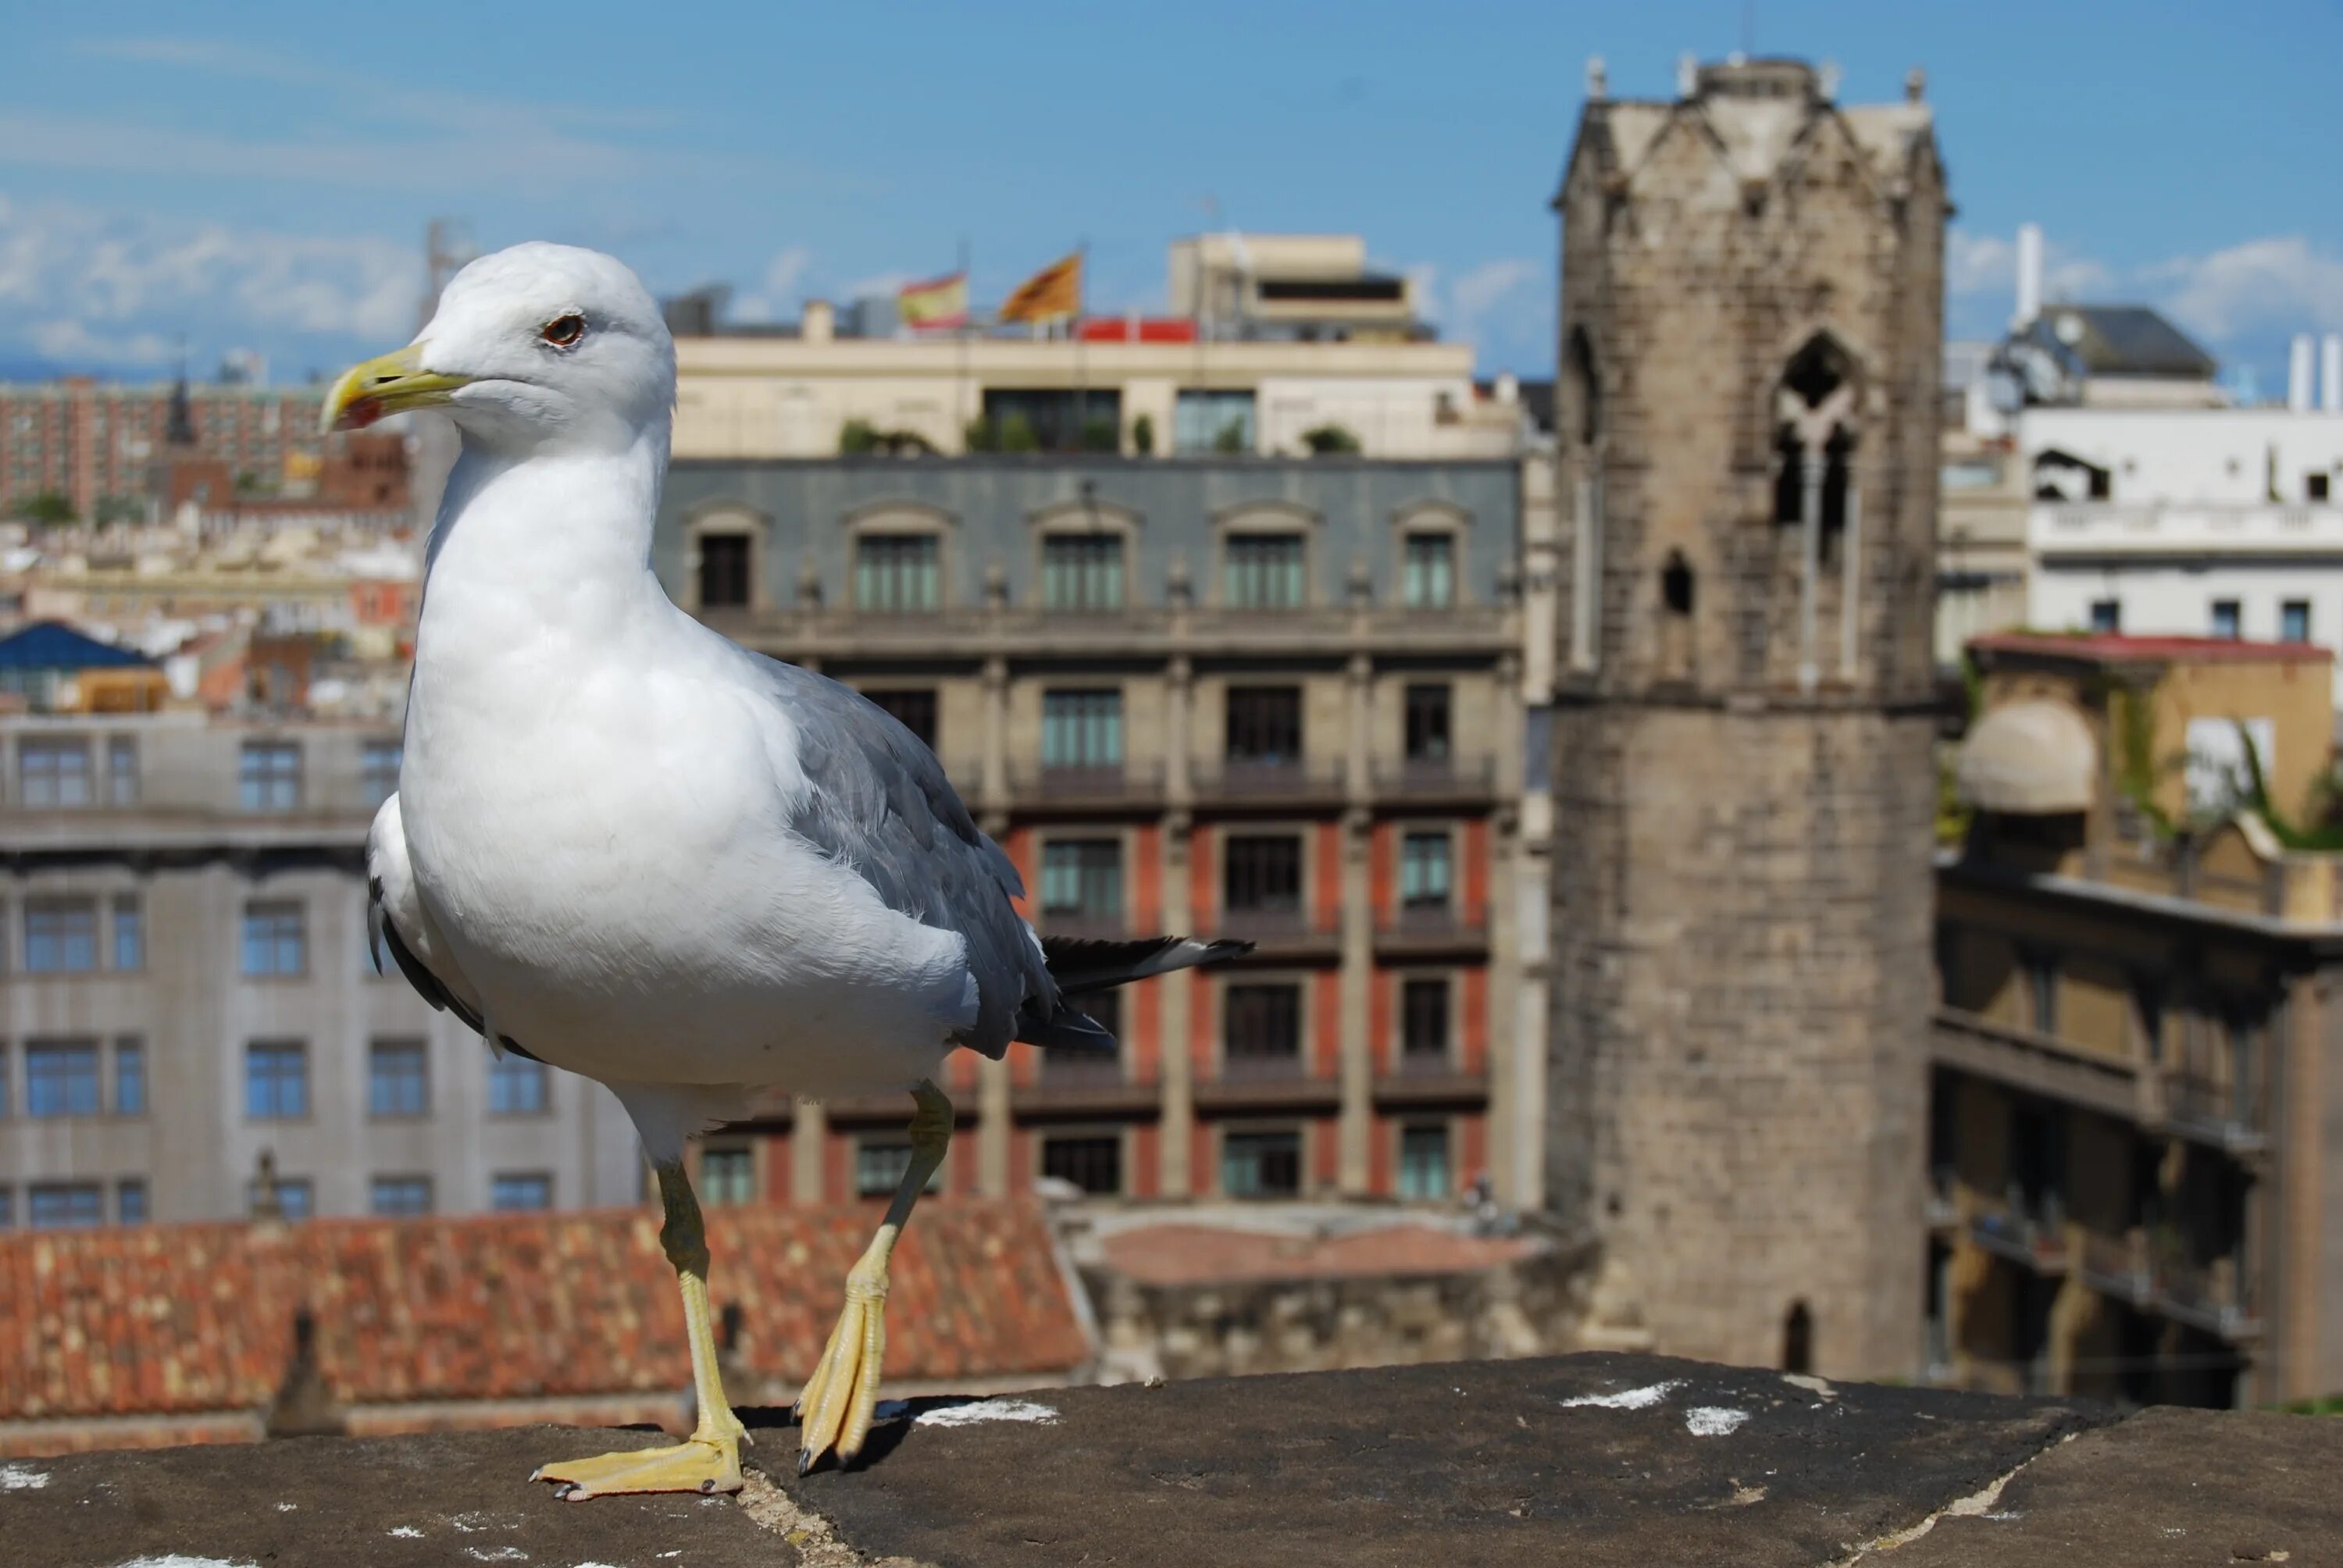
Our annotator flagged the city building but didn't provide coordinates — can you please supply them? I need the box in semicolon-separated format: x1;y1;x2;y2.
1;376;330;523
668;237;1528;461
0;707;644;1229
1937;631;2343;1406
1166;233;1428;343
1544;55;1944;1381
1935;343;2027;668
653;452;1552;1212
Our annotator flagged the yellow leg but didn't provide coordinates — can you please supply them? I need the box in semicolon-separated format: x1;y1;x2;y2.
796;1079;952;1473
533;1162;747;1499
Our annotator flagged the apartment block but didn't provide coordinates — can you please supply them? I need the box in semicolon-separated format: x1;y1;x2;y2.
652;454;1547;1210
1938;631;2343;1406
0;378;329;521
0;711;642;1228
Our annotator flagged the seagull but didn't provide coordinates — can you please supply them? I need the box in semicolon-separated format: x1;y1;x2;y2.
327;243;1246;1497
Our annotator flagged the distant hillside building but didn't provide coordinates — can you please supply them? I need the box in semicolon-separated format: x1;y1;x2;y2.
1546;55;1945;1380
0;376;329;522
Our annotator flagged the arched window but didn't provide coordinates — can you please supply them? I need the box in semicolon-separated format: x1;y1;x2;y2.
1567;327;1603;447
1782;1301;1814;1374
1772;334;1859;536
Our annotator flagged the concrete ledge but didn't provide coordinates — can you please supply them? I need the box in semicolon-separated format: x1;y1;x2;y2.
5;1352;2337;1567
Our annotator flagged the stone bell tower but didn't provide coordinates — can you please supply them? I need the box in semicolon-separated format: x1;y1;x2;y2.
1546;55;1944;1378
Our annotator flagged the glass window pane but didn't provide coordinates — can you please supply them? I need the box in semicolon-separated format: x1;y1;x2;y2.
369;1040;428;1117
492;1173;552;1211
371;1176;433;1217
489;1055;549;1115
112;896;143;971
117;1180;148;1224
24;898;98;973
26;1042;101;1117
1398;1125;1450;1200
702;1146;756;1206
246;1042;308;1119
241;902;307;977
30;1183;104;1229
114;1039;145;1115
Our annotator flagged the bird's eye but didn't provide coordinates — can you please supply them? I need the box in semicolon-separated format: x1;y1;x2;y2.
540;313;586;347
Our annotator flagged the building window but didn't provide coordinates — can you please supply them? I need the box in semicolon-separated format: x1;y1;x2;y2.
1174;389;1255;454
1224;982;1301;1071
1403;685;1453;767
250;1178;316;1221
701;1145;756;1206
0;1188;10;1228
361;739;402;807
855;1138;942;1199
241;901;307;978
697;532;753;610
1042;688;1123;772
240;740;301;811
2209;600;2241;640
24;897;98;972
2309;472;2332;502
1224;835;1303;916
25;1042;101;1117
1225;532;1306;608
2088;599;2120;635
113;1038;145;1116
1041;533;1125;611
1221;1129;1302;1199
2281;599;2311;644
117;1179;148;1224
368;1039;429;1118
489;1054;550;1116
1400;832;1453;907
1401;978;1450;1063
1041;1135;1122;1196
492;1173;552;1211
2132;975;2166;1063
246;1042;309;1120
1041;839;1123;924
1397;1124;1450;1199
29;1183;104;1230
371;1176;433;1217
854;533;940;612
2020;948;2058;1038
1225;686;1303;766
111;895;143;971
1401;531;1456;608
105;736;139;805
20;738;92;807
865;688;937;750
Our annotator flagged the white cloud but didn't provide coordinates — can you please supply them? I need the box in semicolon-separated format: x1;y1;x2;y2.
1946;230;2013;295
0;191;419;369
1450;258;1539;323
2145;236;2343;340
1428;256;1549;371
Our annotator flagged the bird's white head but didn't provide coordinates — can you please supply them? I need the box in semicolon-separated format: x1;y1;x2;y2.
324;242;673;456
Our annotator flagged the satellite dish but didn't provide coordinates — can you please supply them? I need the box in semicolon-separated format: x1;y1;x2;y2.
2054;312;2085;346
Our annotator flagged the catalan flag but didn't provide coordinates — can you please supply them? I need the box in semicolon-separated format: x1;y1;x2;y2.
897;271;969;331
998;251;1082;324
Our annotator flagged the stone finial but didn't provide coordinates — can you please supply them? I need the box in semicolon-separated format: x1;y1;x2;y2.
1818;60;1842;101
1906;66;1928;102
796;561;823;610
1585;55;1607;100
1346;559;1373;607
1165;558;1193;608
250;1149;284;1223
985;559;1009;608
1675;53;1698;99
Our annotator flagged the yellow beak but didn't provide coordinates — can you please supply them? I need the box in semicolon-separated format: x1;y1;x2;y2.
322;345;473;433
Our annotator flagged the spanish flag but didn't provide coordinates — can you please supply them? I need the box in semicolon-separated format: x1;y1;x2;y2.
998;251;1082;324
897;271;968;331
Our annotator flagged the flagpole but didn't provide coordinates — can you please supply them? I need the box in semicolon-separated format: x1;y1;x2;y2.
955;236;972;452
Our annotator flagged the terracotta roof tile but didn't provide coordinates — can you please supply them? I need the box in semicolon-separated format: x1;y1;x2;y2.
0;1199;1088;1427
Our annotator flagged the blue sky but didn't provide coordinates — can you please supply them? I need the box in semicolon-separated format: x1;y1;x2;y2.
2;1;2338;390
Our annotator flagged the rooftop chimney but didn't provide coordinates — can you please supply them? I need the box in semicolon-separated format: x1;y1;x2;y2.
801;299;835;344
2013;223;2044;330
2323;333;2342;414
2289;334;2316;412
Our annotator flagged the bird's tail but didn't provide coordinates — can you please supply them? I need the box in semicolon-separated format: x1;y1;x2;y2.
1014;935;1252;1053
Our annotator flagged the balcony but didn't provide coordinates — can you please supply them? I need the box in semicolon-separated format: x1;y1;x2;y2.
1193;757;1347;805
1929;1009;2143;1124
1036;907;1128;942
2077;1228;2155;1306
2163;1072;2268;1158
1009;760;1168;809
2153;1254;2262;1342
1375;900;1489;955
1212;903;1336;954
1968;1202;2070;1275
1369;755;1500;803
1011;1050;1157;1120
1373;1052;1488;1109
1195;1049;1337;1114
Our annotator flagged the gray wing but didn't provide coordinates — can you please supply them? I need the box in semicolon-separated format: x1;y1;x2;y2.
754;655;1053;1057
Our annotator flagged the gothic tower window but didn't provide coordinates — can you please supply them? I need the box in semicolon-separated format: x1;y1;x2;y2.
1567;326;1603;447
1772;333;1859;537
